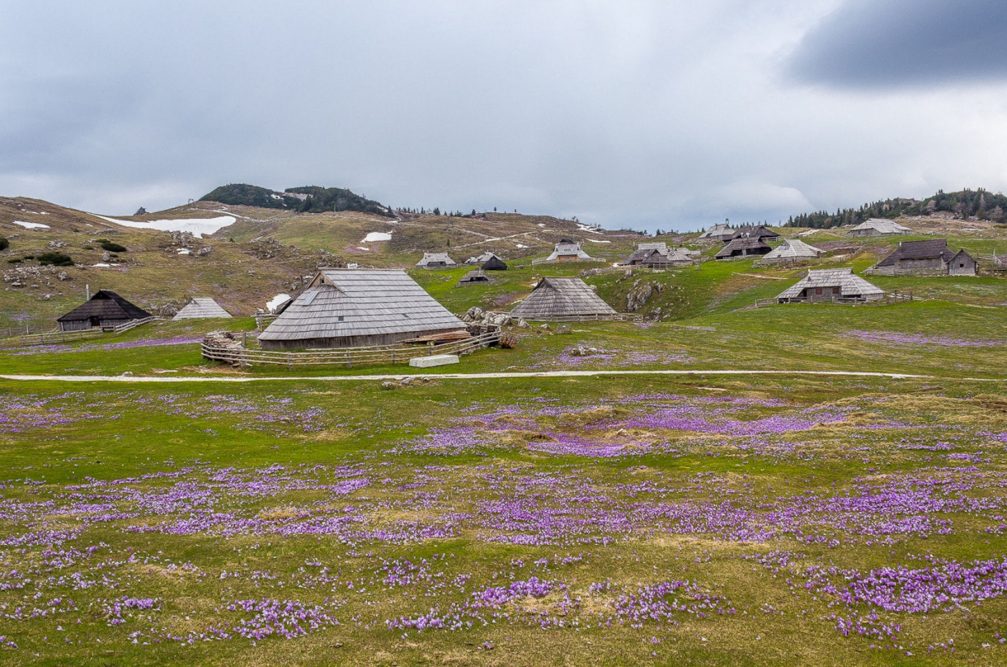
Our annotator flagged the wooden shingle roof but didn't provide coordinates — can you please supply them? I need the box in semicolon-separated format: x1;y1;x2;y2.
173;297;232;320
258;269;466;343
777;268;884;300
875;239;957;267
57;290;151;323
510;277;617;320
762;239;822;260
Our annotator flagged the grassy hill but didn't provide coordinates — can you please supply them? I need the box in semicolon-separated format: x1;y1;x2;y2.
200;183;393;217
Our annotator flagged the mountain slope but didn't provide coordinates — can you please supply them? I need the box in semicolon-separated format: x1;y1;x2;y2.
785;188;1007;228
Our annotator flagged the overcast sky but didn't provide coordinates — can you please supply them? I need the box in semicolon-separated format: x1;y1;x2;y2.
2;0;1006;231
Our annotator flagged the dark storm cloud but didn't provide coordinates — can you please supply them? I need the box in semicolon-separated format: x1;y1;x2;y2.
788;0;1007;87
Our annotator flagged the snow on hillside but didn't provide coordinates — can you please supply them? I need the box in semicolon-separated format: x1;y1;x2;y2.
12;220;50;230
93;214;236;237
362;231;392;243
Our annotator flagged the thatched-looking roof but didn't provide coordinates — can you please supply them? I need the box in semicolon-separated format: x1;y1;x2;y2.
715;237;771;259
777;268;884;301
762;239;823;261
258;269;466;346
875;239;960;267
467;251;502;264
510;277;617;320
850;218;910;234
546;239;592;260
57;290;151;323
698;223;733;239
417;252;456;267
173;297;232;320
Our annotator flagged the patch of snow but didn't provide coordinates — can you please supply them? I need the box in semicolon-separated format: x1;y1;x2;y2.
93;263;112;268
177;248;191;255
537;223;546;227
577;224;602;234
586;238;611;244
515;243;528;248
266;293;291;313
357;246;370;251
362;231;392;243
12;220;50;230
93;214;236;237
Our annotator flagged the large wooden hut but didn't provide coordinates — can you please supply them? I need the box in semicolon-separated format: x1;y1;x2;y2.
257;268;468;350
173;297;232;320
871;239;977;276
416;252;456;268
715;237;771;260
56;290;151;332
849;218;910;236
546;239;592;261
510;277;617;321
761;239;823;264
777;268;884;303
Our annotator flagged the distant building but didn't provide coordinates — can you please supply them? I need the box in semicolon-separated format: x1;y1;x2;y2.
777;268;884;303
458;269;490;285
871;239;977;276
730;225;780;242
715;237;772;260
698;223;734;241
511;277;617;320
546;239;592;261
761;239;823;264
624;243;695;268
416;252;456;268
57;290;152;332
849;218;910;236
481;255;508;271
173;297;233;320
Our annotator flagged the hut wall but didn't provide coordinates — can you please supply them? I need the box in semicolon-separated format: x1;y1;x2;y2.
59;320;93;332
259;327;461;351
949;255;977;276
803;286;843;303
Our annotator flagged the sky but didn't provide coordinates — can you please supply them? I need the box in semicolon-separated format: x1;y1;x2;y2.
1;0;1006;232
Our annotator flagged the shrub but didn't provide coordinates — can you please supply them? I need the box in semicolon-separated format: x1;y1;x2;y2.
37;252;74;267
97;239;128;252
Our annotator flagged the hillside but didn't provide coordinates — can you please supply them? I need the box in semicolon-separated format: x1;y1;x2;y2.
785;187;1007;228
200;183;393;217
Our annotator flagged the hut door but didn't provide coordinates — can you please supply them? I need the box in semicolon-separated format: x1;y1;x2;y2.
89;316;100;328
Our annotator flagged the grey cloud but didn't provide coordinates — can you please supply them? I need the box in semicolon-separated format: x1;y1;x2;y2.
788;0;1007;88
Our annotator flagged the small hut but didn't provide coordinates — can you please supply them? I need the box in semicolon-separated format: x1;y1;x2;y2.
777;268;884;303
871;239;977;276
849;218;910;236
173;297;233;320
458;270;490;285
546;239;592;261
625;247;694;268
730;225;780;242
258;268;467;350
416;252;456;268
715;237;772;260
510;277;617;321
57;290;151;332
482;255;508;271
761;239;823;264
698;224;734;241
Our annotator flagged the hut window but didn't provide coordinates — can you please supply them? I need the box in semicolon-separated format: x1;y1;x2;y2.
338;316;344;322
959;263;965;268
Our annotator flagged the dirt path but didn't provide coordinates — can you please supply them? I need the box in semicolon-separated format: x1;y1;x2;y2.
2;369;1004;384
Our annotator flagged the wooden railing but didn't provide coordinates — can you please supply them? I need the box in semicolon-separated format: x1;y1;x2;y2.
201;330;501;368
255;313;277;330
0;317;159;349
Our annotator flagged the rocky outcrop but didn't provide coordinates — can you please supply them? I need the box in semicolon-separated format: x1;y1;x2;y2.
626;280;663;312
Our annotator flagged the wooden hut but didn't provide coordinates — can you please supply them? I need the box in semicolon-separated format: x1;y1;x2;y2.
777;268;884;303
715;237;771;260
761;239;823;264
481;255;508;271
258;268;468;350
416;252;456;268
871;239;977;276
510;277;617;321
173;297;232;320
546;239;592;261
729;225;779;242
698;224;734;241
849;218;910;236
458;269;490;285
56;290;151;332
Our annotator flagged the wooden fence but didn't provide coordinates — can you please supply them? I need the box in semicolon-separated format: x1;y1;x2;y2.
521;313;642;323
0;317;160;349
754;290;913;308
201;329;501;368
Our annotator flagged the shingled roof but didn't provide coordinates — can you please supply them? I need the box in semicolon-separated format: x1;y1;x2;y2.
546;239;592;260
875;239;955;267
762;239;823;261
258;269;466;346
173;297;232;320
777;268;884;301
715;237;771;259
57;290;151;323
510;277;617;320
850;218;910;234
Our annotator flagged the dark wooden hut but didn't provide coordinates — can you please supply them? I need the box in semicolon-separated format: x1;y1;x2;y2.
56;290;152;332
